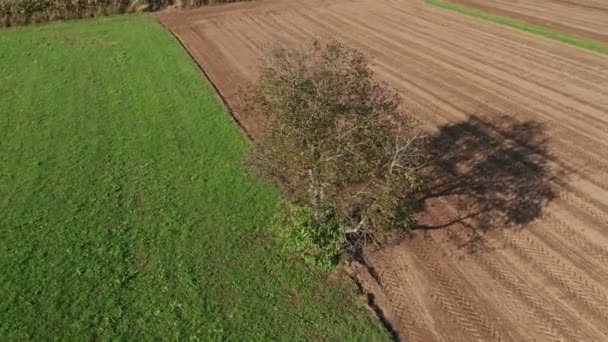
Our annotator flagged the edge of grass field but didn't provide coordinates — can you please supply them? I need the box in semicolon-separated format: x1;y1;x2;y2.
155;17;255;142
427;0;608;55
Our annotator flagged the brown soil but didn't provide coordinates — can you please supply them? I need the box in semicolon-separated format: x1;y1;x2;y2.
158;0;608;340
448;0;608;43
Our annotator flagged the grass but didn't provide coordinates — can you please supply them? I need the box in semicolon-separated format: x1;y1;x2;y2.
427;0;608;55
0;15;388;340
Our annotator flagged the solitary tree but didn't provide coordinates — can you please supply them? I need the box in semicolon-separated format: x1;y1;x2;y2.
246;40;426;253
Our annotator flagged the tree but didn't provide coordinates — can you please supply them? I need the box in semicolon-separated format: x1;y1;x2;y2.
246;40;425;255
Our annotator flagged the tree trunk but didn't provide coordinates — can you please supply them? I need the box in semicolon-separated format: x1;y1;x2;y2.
308;168;325;224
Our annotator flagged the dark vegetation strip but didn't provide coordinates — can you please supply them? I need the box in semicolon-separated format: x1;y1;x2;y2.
0;0;250;27
427;0;608;55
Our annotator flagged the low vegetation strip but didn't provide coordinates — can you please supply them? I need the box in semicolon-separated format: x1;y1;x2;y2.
0;0;250;27
427;0;608;55
439;0;608;43
0;16;387;340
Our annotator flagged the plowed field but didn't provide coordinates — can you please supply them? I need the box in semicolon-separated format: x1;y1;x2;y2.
158;0;608;340
448;0;608;42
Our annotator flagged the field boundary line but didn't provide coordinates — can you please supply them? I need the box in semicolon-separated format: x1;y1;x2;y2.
155;17;254;142
427;0;608;55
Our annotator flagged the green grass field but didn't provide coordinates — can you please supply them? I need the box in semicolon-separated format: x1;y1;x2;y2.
428;0;608;55
0;16;387;340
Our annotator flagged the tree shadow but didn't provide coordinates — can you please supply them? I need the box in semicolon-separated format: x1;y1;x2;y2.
413;114;568;238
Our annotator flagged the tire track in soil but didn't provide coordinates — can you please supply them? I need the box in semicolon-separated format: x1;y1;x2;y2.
504;232;608;324
540;211;608;267
473;253;584;341
366;249;442;342
418;198;608;340
408;240;505;341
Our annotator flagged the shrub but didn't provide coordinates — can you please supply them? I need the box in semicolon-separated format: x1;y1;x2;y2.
246;40;426;258
272;203;342;269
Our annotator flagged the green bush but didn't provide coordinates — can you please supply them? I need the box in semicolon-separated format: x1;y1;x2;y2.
273;203;343;269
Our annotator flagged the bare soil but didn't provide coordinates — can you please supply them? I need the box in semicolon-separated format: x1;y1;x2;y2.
158;0;608;340
448;0;608;43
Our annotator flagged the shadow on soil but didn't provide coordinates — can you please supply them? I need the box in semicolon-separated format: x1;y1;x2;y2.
413;114;568;237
